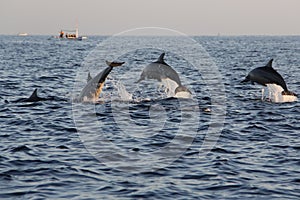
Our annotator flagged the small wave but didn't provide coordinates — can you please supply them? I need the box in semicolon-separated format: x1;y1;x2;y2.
10;145;32;153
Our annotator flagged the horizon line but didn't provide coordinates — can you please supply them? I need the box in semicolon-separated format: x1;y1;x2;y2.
1;33;300;37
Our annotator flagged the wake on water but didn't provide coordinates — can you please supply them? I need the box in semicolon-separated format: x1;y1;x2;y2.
77;76;296;104
111;79;297;104
113;81;133;101
112;78;192;102
74;77;193;103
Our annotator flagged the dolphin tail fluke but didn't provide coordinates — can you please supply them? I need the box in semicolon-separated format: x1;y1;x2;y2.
241;78;250;83
105;60;125;67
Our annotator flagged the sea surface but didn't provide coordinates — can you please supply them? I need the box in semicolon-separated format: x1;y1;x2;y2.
0;35;299;199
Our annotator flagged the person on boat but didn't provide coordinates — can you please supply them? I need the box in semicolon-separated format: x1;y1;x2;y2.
59;30;64;38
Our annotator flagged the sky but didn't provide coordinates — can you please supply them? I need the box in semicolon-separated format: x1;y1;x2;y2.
1;0;300;36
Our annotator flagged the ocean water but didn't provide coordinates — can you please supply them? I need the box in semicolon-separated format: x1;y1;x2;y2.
0;35;299;199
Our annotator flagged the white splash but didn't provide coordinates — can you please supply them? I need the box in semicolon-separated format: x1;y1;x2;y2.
161;78;178;97
174;91;192;99
264;84;297;103
113;80;133;101
161;78;192;99
111;78;192;102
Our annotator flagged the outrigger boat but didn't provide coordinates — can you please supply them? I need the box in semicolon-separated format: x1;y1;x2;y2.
56;26;87;40
18;33;28;36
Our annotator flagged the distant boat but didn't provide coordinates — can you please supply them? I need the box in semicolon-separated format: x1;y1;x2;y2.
18;33;28;36
56;26;87;40
79;36;88;40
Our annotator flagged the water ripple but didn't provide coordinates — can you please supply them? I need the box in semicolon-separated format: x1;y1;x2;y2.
0;35;299;199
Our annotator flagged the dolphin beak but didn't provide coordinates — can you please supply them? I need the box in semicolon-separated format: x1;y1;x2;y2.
241;78;249;83
135;78;142;84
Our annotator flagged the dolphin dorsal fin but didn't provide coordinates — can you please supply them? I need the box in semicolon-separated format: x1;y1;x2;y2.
155;53;169;66
29;89;39;100
266;59;273;68
87;72;92;82
157;53;165;64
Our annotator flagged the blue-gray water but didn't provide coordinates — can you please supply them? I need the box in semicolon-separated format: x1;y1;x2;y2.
0;35;299;199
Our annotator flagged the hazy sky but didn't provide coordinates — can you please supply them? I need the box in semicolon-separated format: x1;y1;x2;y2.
1;0;300;35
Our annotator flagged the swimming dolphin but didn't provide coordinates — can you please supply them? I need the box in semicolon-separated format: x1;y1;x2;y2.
242;59;297;96
78;60;125;102
136;53;191;95
24;89;47;102
9;88;51;103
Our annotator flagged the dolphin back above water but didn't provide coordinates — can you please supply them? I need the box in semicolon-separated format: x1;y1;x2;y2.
137;53;182;85
15;89;47;102
78;61;125;102
23;89;46;102
137;53;191;96
242;59;297;97
7;88;62;103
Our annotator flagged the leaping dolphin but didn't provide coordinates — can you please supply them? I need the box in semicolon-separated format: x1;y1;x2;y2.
136;53;191;96
242;59;297;96
78;60;125;102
